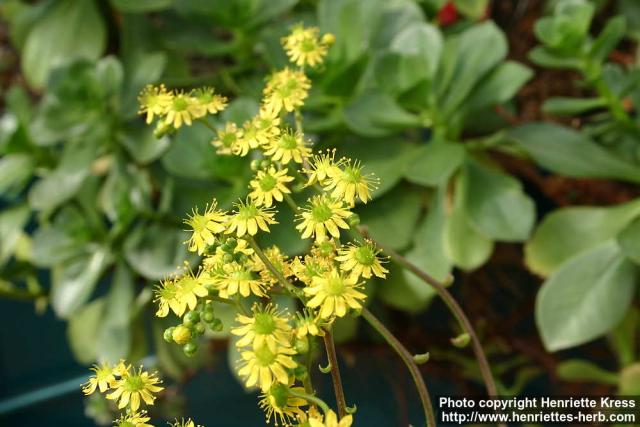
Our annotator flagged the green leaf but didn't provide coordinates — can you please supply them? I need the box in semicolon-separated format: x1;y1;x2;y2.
453;0;489;19
508;123;640;183
111;0;174;13
120;123;170;164
617;217;640;264
51;246;112;319
463;158;535;241
68;298;106;364
463;61;533;113
369;19;443;96
536;242;637;351
404;143;464;187
0;153;34;197
95;263;134;363
357;186;422;251
528;46;583;69
541;97;607;115
381;188;450;312
436;21;507;119
28;141;98;212
21;0;106;88
556;359;619;385
444;174;494;270
343;90;421;137
0;204;30;266
534;0;594;51
162;125;246;181
525;199;640;276
124;224;190;280
590;16;626;62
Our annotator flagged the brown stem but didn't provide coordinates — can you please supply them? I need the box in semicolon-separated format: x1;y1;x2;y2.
361;308;436;427
364;231;499;398
322;328;348;418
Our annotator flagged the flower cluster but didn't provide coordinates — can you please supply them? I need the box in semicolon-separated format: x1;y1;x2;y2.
138;85;227;129
121;24;388;426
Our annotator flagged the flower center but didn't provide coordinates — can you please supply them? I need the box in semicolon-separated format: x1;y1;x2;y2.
269;383;290;408
222;132;237;147
259;174;278;191
311;202;332;222
119;422;136;427
301;38;317;53
279;134;298;150
125;374;144;392
239;204;258;220
325;276;345;296
354;246;375;266
343;165;361;183
254;312;277;335
188;214;208;232
254;345;276;366
173;96;189;112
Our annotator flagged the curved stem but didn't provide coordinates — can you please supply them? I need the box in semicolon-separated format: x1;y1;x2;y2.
361;308;436;427
289;390;331;416
322;327;348;418
367;234;498;398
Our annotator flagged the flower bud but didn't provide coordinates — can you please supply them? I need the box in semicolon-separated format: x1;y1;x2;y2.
348;213;360;227
163;327;175;343
183;341;198;357
183;310;200;326
172;325;192;345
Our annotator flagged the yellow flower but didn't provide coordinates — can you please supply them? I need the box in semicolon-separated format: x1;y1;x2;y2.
138;84;172;124
237;343;297;391
184;202;227;255
259;383;307;426
245;108;281;147
82;362;118;395
263;68;311;113
113;410;154;427
295;195;351;242
253;245;293;286
335;240;388;279
173;270;209;315
153;276;182;317
249;166;295;207
165;91;199;128
295;309;325;339
211;122;244;156
281;25;334;68
323;159;378;206
226;199;277;237
107;367;164;412
264;129;311;165
217;262;268;298
308;410;353;427
303;150;343;186
291;254;332;285
169;419;204;427
193;87;227;115
304;270;366;319
231;304;292;352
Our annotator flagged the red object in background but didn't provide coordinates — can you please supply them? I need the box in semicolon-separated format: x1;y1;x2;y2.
438;1;459;26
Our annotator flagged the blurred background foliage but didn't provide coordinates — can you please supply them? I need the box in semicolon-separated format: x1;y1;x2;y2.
1;0;640;424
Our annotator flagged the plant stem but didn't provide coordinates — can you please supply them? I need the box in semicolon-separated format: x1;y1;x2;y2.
246;237;303;298
365;232;498;398
289;390;331;416
322;327;348;418
361;308;436;427
245;236;350;417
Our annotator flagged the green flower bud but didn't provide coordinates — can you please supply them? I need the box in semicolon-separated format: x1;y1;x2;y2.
202;311;215;323
194;323;206;335
183;310;200;326
225;238;237;249
163;327;175;343
208;318;223;331
183;341;198;357
222;253;234;264
294;336;309;354
348;213;360;227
